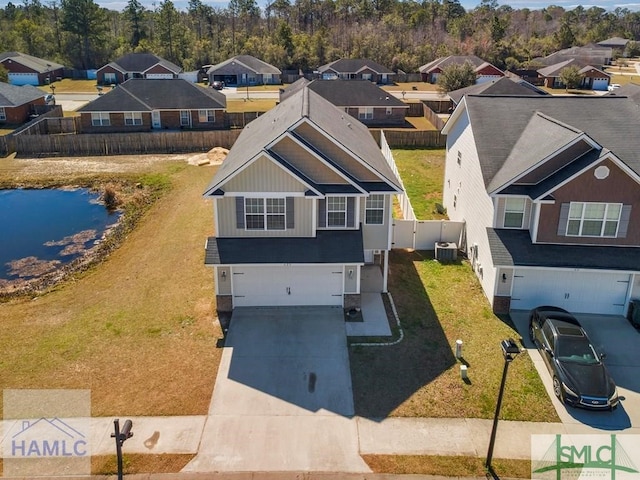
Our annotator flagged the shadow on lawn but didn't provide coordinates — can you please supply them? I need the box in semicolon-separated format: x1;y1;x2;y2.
349;249;457;418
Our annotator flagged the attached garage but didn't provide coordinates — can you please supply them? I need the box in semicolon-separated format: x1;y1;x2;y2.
510;269;631;315
232;265;344;307
9;72;39;86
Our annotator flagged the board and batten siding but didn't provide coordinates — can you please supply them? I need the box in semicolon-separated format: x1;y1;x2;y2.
222;155;308;193
270;136;348;184
443;110;498;303
293;122;380;182
361;194;392;250
215;195;314;237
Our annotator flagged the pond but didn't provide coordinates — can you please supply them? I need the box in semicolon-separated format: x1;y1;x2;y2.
0;188;121;284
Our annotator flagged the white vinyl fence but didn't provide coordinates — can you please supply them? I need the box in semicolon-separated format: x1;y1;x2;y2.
381;131;465;250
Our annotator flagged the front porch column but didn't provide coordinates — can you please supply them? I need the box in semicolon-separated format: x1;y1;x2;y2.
382;249;389;293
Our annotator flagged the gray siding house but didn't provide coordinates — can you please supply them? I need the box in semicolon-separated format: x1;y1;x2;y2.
203;86;402;312
207;55;281;86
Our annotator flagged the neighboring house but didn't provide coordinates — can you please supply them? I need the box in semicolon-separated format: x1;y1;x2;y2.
448;76;548;107
0;82;46;124
203;85;402;312
280;78;408;126
77;78;226;132
316;58;395;84
441;95;640;316
537;59;610;90
96;53;182;85
419;56;504;84
597;37;630;52
532;44;613;68
207;55;281;86
0;52;64;86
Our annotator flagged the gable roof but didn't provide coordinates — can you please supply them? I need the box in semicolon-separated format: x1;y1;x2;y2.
448;77;548;105
281;79;406;108
203;86;402;196
0;52;64;73
207;55;281;75
533;45;612;68
77;78;226;112
537;58;609;78
443;95;640;191
0;82;45;107
419;55;488;73
318;58;393;75
105;53;181;74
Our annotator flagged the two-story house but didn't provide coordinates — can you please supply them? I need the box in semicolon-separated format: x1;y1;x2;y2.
203;86;402;312
442;95;640;316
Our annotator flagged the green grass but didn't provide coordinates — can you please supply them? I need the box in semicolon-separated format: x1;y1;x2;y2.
350;250;559;422
392;148;446;220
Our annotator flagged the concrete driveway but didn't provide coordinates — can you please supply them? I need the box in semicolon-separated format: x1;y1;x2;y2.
183;306;370;473
511;310;640;431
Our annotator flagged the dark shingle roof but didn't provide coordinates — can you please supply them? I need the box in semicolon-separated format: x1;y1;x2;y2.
109;53;181;74
77;78;226;112
318;58;393;75
204;229;365;265
0;82;45;107
488;228;640;270
448;77;547;105
282;79;406;108
452;95;640;190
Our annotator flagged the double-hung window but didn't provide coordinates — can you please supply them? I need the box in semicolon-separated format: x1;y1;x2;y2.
504;198;525;228
180;110;191;126
358;107;373;120
198;109;215;123
91;112;110;126
327;197;347;227
124;112;142;125
0;107;5;121
567;202;621;237
365;195;385;224
245;198;285;231
104;72;116;84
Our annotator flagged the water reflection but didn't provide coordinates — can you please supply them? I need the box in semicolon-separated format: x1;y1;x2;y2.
0;188;120;284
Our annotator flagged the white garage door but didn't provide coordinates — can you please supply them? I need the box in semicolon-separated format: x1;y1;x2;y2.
511;269;630;315
145;73;174;79
9;72;39;86
233;265;343;307
592;78;609;91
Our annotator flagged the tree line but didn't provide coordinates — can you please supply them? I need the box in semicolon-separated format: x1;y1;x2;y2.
1;0;640;74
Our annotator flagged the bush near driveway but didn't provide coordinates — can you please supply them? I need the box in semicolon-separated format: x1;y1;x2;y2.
350;250;559;422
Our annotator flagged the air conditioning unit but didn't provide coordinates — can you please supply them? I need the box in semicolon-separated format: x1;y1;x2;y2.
435;242;457;262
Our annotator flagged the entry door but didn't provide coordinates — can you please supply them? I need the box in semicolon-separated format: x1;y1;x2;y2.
152;111;161;129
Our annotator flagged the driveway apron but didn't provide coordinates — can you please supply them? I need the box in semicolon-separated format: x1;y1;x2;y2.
183;306;370;473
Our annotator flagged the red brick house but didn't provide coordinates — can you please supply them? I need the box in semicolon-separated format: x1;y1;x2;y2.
0;52;64;86
0;82;46;124
96;53;182;85
419;56;504;84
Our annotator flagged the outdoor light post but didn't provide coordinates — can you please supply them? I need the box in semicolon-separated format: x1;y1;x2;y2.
111;418;133;480
485;338;520;475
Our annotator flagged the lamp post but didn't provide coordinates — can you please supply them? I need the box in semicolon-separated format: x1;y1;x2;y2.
485;338;520;476
111;418;133;480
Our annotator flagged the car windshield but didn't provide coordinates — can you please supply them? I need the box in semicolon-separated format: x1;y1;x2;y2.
556;337;600;364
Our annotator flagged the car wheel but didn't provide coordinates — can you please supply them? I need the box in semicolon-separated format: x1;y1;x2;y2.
529;323;536;343
553;376;563;401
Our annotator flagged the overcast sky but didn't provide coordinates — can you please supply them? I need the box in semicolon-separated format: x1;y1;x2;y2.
1;0;638;13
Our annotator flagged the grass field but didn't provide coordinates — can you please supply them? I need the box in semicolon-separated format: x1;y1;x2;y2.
226;98;277;113
0;157;222;417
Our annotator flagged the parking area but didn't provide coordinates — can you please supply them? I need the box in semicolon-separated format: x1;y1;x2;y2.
511;310;640;430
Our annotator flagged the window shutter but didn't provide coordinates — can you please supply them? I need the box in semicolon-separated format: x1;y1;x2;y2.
286;197;294;229
347;197;355;227
557;203;570;236
236;197;245;229
318;199;326;228
618;205;632;238
496;199;506;228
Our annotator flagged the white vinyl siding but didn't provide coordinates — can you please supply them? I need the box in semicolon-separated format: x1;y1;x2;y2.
91;112;110;126
124;112;142;125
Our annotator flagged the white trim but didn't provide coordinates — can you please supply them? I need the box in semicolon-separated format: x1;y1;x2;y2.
225;191;305;198
213;198;219;236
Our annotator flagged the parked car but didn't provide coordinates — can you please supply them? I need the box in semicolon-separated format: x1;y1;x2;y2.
528;306;618;410
608;83;621;91
44;94;55;105
211;80;224;90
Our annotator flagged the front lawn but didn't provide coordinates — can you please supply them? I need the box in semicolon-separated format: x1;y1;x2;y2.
226;98;277;113
38;79;100;94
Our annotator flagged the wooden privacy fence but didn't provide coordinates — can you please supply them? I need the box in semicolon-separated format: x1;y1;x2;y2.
9;130;242;157
371;129;446;148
